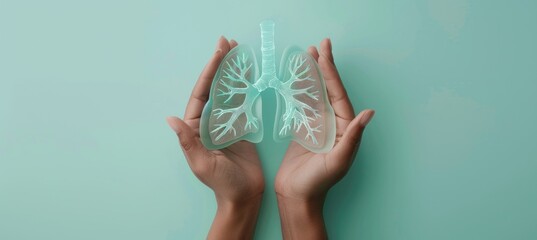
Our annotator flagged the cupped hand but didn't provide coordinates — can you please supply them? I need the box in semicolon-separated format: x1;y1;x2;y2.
166;37;264;204
275;38;375;201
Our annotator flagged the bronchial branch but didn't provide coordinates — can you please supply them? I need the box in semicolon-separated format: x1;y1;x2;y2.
276;54;322;144
211;53;259;141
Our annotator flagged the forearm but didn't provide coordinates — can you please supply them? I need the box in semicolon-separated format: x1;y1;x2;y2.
208;195;263;240
277;194;327;240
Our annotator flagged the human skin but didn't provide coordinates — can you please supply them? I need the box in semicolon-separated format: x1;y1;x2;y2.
275;39;375;240
166;36;264;240
166;37;374;240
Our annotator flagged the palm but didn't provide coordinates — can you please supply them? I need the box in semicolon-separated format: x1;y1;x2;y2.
276;147;327;199
276;116;352;199
189;118;263;201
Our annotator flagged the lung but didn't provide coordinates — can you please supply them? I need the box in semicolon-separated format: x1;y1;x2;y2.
200;21;335;153
273;47;335;153
200;45;264;150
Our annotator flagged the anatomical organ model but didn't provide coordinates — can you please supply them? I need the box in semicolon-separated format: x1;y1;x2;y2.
200;20;336;153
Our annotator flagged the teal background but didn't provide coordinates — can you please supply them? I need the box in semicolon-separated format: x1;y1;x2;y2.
1;0;536;239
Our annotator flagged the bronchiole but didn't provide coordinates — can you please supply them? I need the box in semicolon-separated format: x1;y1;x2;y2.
276;54;322;144
211;53;259;141
200;20;336;153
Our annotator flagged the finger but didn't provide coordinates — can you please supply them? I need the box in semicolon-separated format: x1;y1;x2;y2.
308;46;319;61
217;36;231;55
321;38;335;64
184;37;230;120
166;116;214;173
229;39;238;49
327;110;375;171
318;38;355;121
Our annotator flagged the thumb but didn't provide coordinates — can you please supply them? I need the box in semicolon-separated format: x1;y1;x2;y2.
166;116;212;170
328;109;375;163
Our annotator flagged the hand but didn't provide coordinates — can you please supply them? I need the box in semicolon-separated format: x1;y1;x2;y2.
275;38;375;239
166;36;264;240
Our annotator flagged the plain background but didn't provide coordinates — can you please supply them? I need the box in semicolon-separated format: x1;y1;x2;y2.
1;0;536;239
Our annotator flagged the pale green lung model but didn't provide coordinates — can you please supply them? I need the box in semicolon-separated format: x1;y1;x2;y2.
200;20;336;153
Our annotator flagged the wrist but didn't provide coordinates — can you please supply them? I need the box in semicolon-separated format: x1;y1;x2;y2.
208;194;263;240
216;193;263;218
276;193;327;240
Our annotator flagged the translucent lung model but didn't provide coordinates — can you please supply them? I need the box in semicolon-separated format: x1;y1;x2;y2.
200;21;336;153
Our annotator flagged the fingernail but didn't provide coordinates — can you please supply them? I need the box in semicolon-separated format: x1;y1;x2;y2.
359;110;375;126
216;36;225;50
327;37;332;50
166;117;181;133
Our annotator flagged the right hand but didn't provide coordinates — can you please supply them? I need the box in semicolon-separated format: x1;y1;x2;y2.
166;36;265;205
